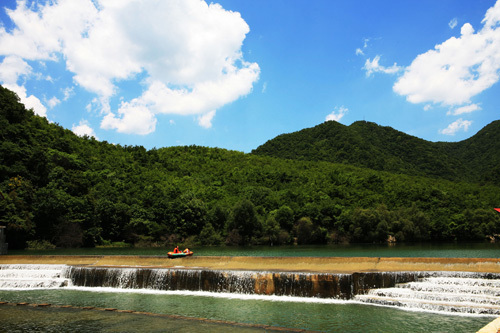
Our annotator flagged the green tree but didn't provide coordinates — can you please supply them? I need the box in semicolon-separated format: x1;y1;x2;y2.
229;200;260;245
199;223;222;245
295;217;313;245
274;205;294;232
263;215;280;245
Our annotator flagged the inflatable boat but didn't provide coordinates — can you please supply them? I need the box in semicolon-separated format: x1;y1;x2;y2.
167;250;193;258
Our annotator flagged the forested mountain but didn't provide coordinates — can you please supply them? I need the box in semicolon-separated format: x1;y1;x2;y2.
439;121;500;183
1;85;500;249
252;120;500;183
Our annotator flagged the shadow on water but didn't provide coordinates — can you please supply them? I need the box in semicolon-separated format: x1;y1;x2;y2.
7;242;500;258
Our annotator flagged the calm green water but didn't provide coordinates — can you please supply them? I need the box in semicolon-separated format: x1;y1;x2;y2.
0;305;264;333
9;242;500;258
3;243;499;332
0;289;493;332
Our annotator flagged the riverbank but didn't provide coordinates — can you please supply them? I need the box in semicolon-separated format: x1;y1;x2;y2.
2;255;500;273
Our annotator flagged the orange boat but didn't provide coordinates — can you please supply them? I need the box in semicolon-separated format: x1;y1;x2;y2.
167;249;193;259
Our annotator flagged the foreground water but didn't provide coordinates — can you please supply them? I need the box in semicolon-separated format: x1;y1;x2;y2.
9;242;500;258
2;244;500;332
0;289;494;332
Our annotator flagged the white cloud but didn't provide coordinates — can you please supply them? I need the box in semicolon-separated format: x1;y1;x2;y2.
47;96;60;108
423;104;432;111
62;87;74;101
449;18;458;29
0;56;48;115
72;120;99;139
101;102;157;135
440;118;472;135
356;38;375;56
2;83;47;117
0;0;259;134
0;55;31;83
447;103;481;115
393;0;500;106
363;38;370;48
197;110;216;128
262;82;267;93
363;55;402;77
326;106;348;122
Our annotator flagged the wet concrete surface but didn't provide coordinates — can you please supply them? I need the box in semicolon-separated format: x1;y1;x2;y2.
1;255;500;273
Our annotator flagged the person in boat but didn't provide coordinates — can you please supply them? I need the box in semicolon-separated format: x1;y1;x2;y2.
183;248;190;254
173;246;180;253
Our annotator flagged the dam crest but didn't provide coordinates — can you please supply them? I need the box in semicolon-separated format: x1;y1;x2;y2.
1;264;500;316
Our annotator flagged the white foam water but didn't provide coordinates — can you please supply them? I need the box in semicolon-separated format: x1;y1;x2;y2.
2;264;499;316
355;272;500;316
0;264;72;289
62;286;351;304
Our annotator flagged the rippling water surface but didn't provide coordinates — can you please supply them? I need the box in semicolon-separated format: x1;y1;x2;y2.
0;289;494;332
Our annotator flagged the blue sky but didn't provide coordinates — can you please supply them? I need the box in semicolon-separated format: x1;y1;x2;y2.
1;0;499;152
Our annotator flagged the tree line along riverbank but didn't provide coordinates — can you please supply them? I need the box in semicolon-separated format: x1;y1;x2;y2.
1;85;500;250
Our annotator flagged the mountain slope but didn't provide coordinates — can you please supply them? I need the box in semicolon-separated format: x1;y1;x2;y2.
1;85;499;249
440;120;500;183
251;120;499;183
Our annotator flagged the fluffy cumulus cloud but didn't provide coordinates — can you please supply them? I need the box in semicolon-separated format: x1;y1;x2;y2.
383;0;500;135
72;120;99;139
197;110;217;129
394;1;500;107
439;118;472;135
326;106;348;122
47;96;60;108
0;0;259;134
0;55;47;116
101;102;157;135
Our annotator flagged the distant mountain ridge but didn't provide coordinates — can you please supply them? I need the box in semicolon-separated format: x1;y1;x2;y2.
1;85;500;249
251;120;500;183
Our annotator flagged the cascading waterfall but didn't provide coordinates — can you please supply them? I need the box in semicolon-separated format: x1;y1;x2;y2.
66;266;356;298
0;264;411;298
0;264;72;289
64;267;419;298
354;271;500;315
1;264;500;315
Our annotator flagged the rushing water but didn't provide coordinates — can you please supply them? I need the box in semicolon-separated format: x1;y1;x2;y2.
0;264;497;332
8;242;500;257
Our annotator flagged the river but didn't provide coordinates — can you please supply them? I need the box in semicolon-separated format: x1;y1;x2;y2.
1;243;499;332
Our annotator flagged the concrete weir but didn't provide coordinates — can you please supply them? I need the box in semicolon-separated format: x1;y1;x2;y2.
2;255;500;332
2;255;500;273
66;266;419;299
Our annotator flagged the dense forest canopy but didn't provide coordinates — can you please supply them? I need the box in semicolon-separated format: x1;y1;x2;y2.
1;85;499;249
252;119;500;183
